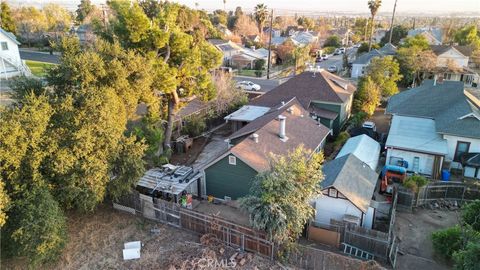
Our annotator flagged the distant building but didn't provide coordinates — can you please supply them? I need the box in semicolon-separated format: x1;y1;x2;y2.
0;28;30;78
351;43;397;79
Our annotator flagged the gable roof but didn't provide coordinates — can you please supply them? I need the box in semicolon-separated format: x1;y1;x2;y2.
408;28;443;44
386;80;480;138
336;135;381;170
0;28;20;45
249;71;356;108
353;49;383;65
379;43;397;55
430;45;472;57
321;154;378;213
228;98;330;172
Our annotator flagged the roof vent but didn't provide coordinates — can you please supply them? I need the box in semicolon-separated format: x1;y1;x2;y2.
252;133;259;143
278;115;287;141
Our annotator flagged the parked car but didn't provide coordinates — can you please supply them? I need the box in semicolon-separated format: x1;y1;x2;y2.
315;57;323;63
333;49;341;55
236;81;261;91
362;121;377;132
321;54;329;60
327;65;338;73
339;47;346;53
354;43;361;48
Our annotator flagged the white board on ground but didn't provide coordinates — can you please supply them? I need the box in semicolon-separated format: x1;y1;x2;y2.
124;241;141;250
123;248;140;260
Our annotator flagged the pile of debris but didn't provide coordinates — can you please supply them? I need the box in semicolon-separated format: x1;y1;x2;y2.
166;234;278;270
423;199;461;210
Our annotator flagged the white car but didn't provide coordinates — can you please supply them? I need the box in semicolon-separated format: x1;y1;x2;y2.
236;81;261;91
362;121;377;132
327;66;338;73
321;54;329;60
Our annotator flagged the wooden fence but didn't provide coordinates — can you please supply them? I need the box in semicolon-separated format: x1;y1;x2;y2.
397;181;480;211
113;192;275;259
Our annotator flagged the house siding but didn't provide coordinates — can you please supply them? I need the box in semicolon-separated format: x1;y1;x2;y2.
204;154;258;200
386;148;442;176
443;134;480;168
310;102;343;135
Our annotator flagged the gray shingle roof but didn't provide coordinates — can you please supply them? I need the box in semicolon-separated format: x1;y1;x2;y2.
321;154;378;213
379;43;397;56
386;80;480;138
352;49;383;65
0;28;20;45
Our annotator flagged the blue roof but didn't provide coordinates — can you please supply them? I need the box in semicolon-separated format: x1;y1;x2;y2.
0;28;20;45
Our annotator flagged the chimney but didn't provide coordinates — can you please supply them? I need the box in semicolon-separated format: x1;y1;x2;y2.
252;133;259;143
278;115;286;139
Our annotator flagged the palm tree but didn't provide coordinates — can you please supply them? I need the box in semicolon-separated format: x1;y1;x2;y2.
223;0;226;11
367;0;382;51
254;3;269;39
195;2;199;10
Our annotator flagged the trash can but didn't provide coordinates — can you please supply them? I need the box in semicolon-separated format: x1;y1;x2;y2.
441;169;451;181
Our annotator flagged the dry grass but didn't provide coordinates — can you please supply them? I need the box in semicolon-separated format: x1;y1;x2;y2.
3;204;281;270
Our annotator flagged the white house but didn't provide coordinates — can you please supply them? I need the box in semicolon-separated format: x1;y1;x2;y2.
428;45;479;86
351;49;383;78
314;154;377;229
0;28;30;79
336;134;381;171
208;39;243;67
386;80;480;179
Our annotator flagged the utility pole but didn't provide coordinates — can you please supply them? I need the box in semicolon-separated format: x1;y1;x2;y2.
388;0;398;44
266;9;274;79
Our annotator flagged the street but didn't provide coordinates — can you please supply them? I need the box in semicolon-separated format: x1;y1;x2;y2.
315;47;358;73
233;76;281;92
20;49;60;64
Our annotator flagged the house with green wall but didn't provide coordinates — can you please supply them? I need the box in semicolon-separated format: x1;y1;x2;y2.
246;70;356;136
203;98;331;200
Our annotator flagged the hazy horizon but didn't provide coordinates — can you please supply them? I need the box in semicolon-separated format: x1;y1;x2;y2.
6;0;480;15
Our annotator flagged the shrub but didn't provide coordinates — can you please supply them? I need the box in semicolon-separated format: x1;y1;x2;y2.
333;131;350;149
432;226;463;259
182;116;206;137
453;240;480;270
322;46;336;54
462;200;480;232
349;112;368;127
403;175;428;193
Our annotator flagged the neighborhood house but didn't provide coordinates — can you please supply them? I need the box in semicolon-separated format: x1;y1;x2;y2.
203;98;331;200
0;28;29;78
386;80;480;179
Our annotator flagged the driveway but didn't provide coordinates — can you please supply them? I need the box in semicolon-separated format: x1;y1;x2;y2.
20;50;60;64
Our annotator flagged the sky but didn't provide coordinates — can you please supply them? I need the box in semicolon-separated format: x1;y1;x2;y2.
8;0;480;14
172;0;480;14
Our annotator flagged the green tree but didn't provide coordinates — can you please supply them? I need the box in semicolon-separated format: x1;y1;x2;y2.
0;2;17;34
353;76;381;116
453;241;480;270
9;76;46;101
1;185;67;266
297;16;315;30
43;3;73;39
240;146;324;248
454;25;480;47
0;181;9;228
13;6;48;47
367;0;382;51
107;136;146;201
324;35;341;48
400;34;430;50
211;9;228;25
380;25;408;46
105;0;222;152
76;0;95;23
365;56;402;97
432;226;464;260
254;3;269;39
462;200;480;232
357;42;379;55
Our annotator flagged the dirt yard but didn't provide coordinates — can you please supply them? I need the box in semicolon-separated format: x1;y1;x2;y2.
3;205;282;270
394;208;460;270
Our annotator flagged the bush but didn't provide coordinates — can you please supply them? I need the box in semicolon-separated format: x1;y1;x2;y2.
322;46;336;54
254;59;266;70
349;112;368;127
432;226;463;259
182;116;206;137
323;35;341;48
403;175;428;193
1;185;67;266
453;240;480;270
333;131;350;149
462;200;480;231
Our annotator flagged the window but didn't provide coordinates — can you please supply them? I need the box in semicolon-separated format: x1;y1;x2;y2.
1;42;8;51
328;188;338;198
454;141;470;162
228;155;236;165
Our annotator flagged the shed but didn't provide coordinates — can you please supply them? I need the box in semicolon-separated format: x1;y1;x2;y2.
336;134;381;170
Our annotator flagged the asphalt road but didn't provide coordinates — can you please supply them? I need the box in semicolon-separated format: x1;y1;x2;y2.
20;50;60;64
233;76;281;92
315;47;358;72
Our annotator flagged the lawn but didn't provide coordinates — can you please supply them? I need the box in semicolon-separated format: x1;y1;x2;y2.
25;60;56;77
